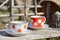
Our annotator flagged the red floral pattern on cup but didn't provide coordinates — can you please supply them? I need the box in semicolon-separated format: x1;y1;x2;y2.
17;29;22;32
31;16;46;28
24;25;27;29
12;25;15;29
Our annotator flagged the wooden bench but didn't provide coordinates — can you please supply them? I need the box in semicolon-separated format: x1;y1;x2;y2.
0;28;60;40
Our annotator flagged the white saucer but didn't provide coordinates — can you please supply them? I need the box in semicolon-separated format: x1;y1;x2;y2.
28;24;49;29
5;29;31;36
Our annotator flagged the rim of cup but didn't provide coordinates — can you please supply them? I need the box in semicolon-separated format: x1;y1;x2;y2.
9;21;28;24
31;16;45;18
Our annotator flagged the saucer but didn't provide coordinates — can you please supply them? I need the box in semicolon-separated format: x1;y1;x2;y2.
5;29;31;36
28;23;49;29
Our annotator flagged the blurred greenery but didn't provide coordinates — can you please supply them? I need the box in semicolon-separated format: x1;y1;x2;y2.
0;8;19;29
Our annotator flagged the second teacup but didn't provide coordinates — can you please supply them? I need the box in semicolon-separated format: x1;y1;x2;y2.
30;16;46;29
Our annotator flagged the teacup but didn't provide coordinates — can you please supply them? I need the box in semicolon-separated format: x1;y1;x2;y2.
6;21;28;33
30;16;46;29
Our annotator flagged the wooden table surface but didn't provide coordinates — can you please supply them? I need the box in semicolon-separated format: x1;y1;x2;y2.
0;28;60;40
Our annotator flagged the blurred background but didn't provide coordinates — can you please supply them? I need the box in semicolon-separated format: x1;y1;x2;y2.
0;0;60;29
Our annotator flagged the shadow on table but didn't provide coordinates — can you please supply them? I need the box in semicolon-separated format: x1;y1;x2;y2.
0;31;18;37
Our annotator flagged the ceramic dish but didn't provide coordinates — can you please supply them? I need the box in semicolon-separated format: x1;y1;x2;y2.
28;24;49;29
5;29;31;36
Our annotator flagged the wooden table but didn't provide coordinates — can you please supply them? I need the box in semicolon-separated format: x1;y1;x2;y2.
0;28;60;40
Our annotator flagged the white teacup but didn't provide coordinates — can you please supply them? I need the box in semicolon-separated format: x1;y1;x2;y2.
6;21;28;33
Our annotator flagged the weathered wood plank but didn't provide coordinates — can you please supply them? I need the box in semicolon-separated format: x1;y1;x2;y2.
0;13;44;17
0;0;9;7
0;28;60;40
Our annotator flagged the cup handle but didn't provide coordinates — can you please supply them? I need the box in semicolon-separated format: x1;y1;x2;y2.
6;24;9;29
41;17;46;25
43;16;46;23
